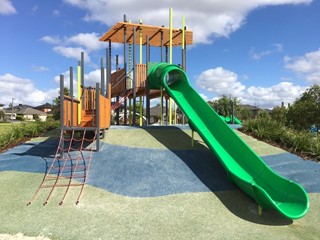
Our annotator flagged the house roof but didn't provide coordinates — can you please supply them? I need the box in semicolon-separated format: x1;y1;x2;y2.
35;103;52;109
15;107;47;115
150;105;163;116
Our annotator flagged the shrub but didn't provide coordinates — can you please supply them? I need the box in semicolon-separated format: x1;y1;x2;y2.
242;118;320;161
0;120;59;150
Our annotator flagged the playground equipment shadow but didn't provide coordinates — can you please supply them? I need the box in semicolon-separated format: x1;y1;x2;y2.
142;127;293;225
1;126;320;239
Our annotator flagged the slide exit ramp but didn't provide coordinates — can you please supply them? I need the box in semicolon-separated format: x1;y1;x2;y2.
147;63;309;219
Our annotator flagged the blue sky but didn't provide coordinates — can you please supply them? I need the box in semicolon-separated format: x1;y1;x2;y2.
0;0;319;109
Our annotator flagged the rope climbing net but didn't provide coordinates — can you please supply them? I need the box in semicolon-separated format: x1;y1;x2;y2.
28;129;97;205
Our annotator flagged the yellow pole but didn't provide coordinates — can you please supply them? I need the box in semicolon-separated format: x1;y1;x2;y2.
182;16;185;51
169;8;173;125
139;96;143;126
160;87;163;125
192;130;194;147
139;19;143;64
129;98;132;125
77;64;81;125
174;102;177;124
139;19;143;126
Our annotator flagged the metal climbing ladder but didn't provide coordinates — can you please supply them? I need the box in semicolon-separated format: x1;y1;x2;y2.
28;128;97;205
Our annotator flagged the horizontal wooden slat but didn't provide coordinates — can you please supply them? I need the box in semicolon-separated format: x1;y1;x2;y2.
99;21;193;47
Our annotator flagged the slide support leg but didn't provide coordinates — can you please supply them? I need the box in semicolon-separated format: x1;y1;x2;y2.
258;205;263;216
192;130;194;147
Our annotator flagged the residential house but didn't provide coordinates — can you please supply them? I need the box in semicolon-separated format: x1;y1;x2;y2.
4;104;47;121
35;103;52;113
150;104;184;124
15;107;47;121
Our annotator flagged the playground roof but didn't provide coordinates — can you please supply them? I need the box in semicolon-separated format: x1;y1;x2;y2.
99;22;193;47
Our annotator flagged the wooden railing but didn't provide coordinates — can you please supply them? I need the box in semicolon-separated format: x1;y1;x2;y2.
63;84;111;129
63;96;79;127
111;64;147;97
136;64;147;88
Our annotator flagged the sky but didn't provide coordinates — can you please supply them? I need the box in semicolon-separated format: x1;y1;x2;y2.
0;0;319;109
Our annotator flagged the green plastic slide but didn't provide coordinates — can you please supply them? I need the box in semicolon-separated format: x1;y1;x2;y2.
147;63;309;219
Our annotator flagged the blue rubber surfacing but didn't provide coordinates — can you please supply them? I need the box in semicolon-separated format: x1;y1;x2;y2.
0;128;320;197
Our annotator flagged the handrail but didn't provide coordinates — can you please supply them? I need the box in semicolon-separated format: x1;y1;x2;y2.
111;68;135;89
112;89;133;110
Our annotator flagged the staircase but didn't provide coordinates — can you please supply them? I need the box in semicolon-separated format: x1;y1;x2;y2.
81;110;96;127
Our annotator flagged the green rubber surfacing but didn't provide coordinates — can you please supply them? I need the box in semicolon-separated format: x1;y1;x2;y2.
147;63;309;219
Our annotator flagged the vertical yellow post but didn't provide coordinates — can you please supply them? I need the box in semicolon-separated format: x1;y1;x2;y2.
169;8;173;125
258;205;263;216
139;19;143;126
160;87;163;125
139;96;143;126
182;16;185;51
77;64;81;125
174;102;177;124
139;19;143;64
191;130;194;147
129;98;132;125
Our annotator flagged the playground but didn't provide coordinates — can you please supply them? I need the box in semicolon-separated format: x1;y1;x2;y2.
0;126;320;239
0;9;319;239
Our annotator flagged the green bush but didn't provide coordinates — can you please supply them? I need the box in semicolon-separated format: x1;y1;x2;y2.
0;120;59;150
242;118;320;161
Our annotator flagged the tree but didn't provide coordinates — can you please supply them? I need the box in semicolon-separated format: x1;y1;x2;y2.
52;87;70;120
237;107;253;121
257;110;270;119
287;85;320;130
209;95;241;117
271;106;287;124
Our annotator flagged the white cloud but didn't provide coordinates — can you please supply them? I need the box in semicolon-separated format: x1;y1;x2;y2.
284;49;320;84
53;9;60;16
150;98;160;107
0;73;58;106
244;82;307;108
40;36;61;45
53;46;90;62
66;32;105;51
250;43;283;60
196;67;306;108
32;5;38;15
63;0;311;44
0;0;16;15
32;65;50;72
199;93;209;102
41;33;106;62
53;68;106;96
196;67;246;97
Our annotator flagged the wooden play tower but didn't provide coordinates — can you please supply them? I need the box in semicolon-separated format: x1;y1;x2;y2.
100;12;193;126
59;10;193;146
29;10;193;205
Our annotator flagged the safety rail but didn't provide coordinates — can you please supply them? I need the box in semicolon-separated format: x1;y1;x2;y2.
62;84;111;129
111;64;147;97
